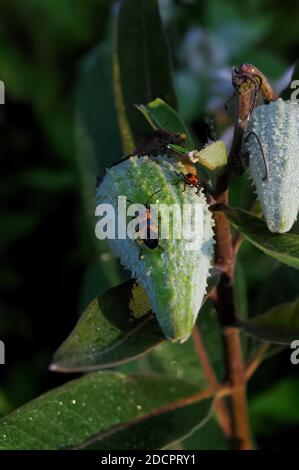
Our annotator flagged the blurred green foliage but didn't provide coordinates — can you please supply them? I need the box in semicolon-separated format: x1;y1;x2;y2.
0;0;299;449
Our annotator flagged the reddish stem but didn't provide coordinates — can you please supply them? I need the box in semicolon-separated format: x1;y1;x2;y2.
192;326;232;438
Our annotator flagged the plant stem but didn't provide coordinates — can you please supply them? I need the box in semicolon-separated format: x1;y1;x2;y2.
206;64;278;449
213;197;252;448
192;326;232;438
222;327;252;449
210;81;254;450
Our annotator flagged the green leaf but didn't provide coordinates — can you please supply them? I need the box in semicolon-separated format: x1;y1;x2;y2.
224;207;299;269
75;31;124;288
237;298;299;344
137;98;194;149
256;264;299;314
51;280;164;372
250;377;299;436
82;400;212;450
0;372;212;450
146;301;224;386
114;0;177;152
76;38;122;220
181;415;228;450
76;37;122;173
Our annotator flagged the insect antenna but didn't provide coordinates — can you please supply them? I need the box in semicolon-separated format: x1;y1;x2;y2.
244;131;268;181
145;189;163;207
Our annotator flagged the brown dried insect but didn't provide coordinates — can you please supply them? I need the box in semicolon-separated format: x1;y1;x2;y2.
126;129;187;158
96;129;187;188
228;63;277;177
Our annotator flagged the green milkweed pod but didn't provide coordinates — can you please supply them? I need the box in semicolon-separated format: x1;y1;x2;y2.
245;98;299;233
96;156;215;342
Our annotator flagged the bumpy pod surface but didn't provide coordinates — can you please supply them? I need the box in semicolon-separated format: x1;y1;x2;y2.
245;99;299;233
96;156;215;342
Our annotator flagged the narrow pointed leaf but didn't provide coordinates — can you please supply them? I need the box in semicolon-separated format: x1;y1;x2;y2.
224;207;299;269
51;280;164;372
52;273;220;373
75;34;123;288
237;298;299;344
0;372;211;450
76;36;122;222
114;0;177;151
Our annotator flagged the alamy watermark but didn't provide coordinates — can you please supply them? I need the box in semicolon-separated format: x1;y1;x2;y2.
95;196;204;250
0;340;5;365
0;80;5;104
290;340;299;365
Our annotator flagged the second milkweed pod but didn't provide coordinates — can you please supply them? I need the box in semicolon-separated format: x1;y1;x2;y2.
96;156;215;342
244;98;299;233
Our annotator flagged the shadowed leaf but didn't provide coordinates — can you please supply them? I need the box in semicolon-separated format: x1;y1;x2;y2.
51;275;220;373
51;280;164;372
75;32;124;289
237;298;299;344
224;207;299;269
114;0;177;152
250;377;299;436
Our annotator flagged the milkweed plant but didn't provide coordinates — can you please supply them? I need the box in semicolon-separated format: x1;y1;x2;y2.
1;0;299;451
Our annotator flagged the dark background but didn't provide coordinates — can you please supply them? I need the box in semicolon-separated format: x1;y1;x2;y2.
0;0;299;449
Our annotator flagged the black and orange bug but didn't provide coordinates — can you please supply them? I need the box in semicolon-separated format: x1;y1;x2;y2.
174;171;202;196
174;171;215;204
127;189;164;260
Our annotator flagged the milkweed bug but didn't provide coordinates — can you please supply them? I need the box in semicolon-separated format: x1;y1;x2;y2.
174;171;215;203
127;189;164;260
174;171;201;195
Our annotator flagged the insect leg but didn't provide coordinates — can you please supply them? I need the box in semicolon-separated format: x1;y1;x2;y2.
244;131;268;181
